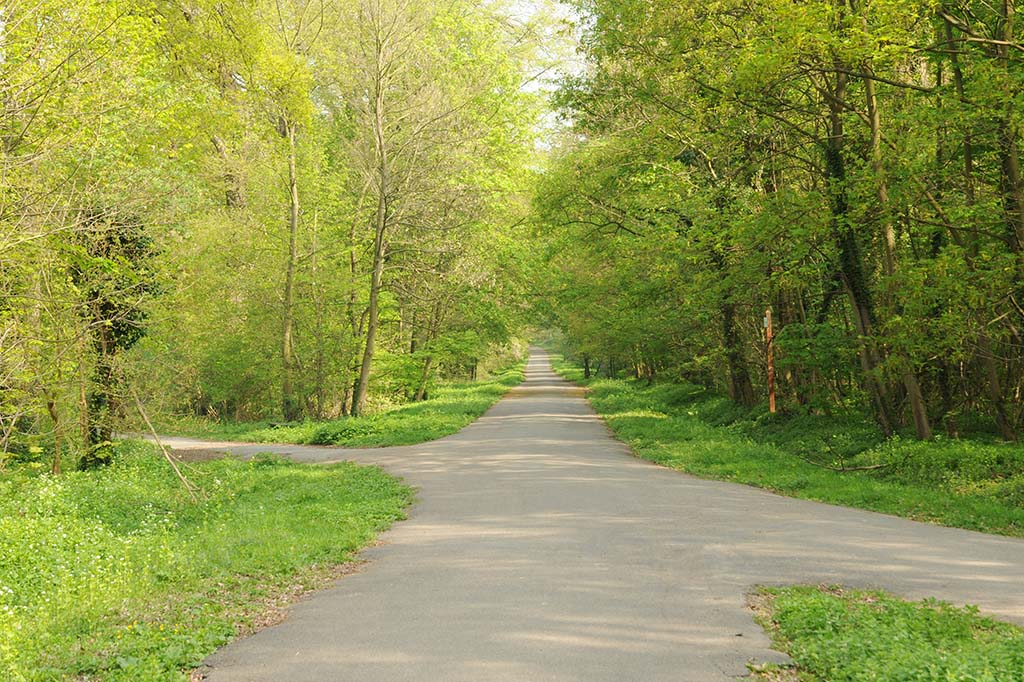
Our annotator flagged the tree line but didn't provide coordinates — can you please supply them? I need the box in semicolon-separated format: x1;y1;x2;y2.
537;0;1024;441
1;0;540;470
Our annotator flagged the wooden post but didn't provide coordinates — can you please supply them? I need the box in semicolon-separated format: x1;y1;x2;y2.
765;307;776;413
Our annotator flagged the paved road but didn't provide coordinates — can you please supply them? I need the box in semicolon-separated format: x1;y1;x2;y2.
173;348;1024;681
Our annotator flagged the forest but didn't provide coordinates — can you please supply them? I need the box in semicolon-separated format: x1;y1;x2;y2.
5;0;1023;473
4;1;1024;681
1;0;542;469
538;0;1024;443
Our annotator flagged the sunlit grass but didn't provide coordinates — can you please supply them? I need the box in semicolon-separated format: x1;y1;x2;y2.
171;364;525;447
751;585;1024;681
0;442;412;681
553;357;1024;537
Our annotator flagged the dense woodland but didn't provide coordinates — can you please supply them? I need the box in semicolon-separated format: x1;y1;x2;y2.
5;3;1024;679
539;0;1024;442
0;0;542;469
4;0;1024;475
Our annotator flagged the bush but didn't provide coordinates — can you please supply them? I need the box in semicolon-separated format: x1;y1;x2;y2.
168;361;526;448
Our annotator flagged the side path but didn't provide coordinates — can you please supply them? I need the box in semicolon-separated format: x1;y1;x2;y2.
168;349;1024;681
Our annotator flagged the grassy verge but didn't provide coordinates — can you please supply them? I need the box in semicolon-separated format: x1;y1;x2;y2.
170;364;526;447
0;441;412;681
750;585;1024;681
552;357;1024;537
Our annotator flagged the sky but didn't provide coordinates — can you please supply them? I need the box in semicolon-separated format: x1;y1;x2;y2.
500;0;587;149
506;0;586;92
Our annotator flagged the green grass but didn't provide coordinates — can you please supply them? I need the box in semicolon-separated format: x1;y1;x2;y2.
0;441;413;681
171;364;526;447
552;357;1024;537
752;585;1024;681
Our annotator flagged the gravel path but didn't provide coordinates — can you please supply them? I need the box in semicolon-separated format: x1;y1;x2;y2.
171;348;1024;681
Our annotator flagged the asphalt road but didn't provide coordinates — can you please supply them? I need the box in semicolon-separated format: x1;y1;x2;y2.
170;348;1024;681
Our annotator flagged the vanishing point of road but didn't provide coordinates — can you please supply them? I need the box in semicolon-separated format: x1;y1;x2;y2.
165;348;1024;681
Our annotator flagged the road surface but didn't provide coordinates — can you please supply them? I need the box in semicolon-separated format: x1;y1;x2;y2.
166;348;1024;681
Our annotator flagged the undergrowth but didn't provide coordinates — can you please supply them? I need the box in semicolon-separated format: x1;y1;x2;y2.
169;364;525;447
553;357;1024;537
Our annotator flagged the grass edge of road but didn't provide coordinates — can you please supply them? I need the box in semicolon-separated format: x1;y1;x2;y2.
747;585;1024;681
0;442;413;681
550;355;1024;539
163;363;526;448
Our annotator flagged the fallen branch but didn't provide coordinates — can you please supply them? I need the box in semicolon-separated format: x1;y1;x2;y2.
130;388;200;502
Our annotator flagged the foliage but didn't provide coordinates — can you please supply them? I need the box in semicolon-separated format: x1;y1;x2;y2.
552;355;1024;537
1;0;544;467
754;585;1024;681
1;0;207;468
0;441;412;680
537;0;1024;442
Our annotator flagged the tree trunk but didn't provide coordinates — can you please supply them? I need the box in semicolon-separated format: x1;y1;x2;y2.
310;207;327;418
78;363;89;447
996;2;1024;438
998;1;1024;256
929;55;958;436
281;120;301;422
409;308;419;354
722;302;755;407
864;73;932;440
80;344;114;469
211;134;245;208
353;67;390;417
414;355;434;401
946;16;1017;440
44;391;61;475
824;68;895;435
353;219;385;416
999;126;1024;253
342;187;368;417
979;334;1017;440
708;236;755;407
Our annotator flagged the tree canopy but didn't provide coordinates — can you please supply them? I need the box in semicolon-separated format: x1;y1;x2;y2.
4;0;1024;472
536;0;1024;442
1;0;544;468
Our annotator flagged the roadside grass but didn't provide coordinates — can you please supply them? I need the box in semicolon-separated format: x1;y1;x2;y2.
170;364;525;447
750;585;1024;681
0;441;412;681
552;358;1024;537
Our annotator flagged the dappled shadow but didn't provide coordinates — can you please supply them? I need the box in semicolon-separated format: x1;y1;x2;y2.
199;347;1024;681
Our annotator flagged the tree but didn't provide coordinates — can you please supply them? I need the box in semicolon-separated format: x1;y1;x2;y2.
538;0;1024;440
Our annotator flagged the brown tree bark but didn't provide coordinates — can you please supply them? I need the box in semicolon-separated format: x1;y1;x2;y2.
824;68;895;435
281;120;301;422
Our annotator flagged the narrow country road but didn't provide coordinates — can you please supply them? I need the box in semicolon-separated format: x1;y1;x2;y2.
168;349;1024;681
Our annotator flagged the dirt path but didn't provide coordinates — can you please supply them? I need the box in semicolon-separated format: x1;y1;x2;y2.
175;348;1024;681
